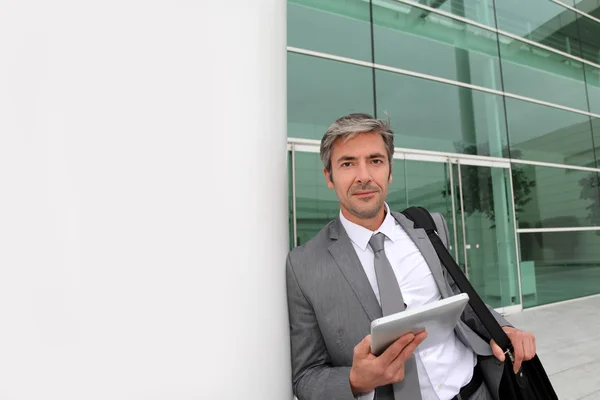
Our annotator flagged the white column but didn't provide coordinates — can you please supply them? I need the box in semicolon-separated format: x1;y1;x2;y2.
0;1;291;399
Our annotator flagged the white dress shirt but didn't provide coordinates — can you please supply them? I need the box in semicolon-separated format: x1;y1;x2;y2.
340;204;476;400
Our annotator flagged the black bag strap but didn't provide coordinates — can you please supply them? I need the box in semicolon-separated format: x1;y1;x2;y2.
401;206;512;352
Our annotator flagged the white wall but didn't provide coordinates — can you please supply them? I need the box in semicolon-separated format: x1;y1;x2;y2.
0;1;291;399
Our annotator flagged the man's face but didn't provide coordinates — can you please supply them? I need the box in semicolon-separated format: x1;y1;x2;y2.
324;132;392;222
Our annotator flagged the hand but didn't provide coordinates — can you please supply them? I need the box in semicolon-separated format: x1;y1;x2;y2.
490;326;536;373
349;332;428;395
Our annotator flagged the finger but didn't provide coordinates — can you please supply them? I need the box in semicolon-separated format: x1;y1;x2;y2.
398;331;428;360
385;332;427;382
378;333;415;365
490;339;505;362
353;335;372;358
524;335;536;360
512;334;525;374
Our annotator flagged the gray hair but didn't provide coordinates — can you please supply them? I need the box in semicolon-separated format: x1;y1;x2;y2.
320;113;395;178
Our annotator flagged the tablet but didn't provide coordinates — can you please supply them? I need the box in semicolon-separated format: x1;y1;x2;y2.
370;293;469;356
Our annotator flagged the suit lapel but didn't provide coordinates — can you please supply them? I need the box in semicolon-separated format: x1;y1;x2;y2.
391;212;452;299
328;218;382;322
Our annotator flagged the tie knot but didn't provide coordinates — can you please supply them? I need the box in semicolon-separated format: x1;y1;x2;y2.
369;232;386;253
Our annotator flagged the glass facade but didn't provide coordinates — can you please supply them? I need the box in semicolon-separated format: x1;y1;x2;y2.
287;0;600;309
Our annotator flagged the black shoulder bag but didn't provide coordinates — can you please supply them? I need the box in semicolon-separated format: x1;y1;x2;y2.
401;206;558;400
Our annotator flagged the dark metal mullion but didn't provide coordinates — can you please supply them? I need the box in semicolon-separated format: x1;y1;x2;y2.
491;0;512;161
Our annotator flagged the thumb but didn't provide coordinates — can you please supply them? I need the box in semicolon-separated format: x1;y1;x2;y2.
355;335;372;357
490;339;505;362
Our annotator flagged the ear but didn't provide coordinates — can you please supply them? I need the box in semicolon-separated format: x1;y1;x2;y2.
324;167;334;189
388;171;393;185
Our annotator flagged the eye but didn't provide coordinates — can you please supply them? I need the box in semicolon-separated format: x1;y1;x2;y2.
341;162;352;168
372;159;383;164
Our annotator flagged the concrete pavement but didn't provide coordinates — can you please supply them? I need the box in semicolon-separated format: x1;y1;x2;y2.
506;295;600;400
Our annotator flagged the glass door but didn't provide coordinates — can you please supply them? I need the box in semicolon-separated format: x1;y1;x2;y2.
451;158;521;311
397;154;522;312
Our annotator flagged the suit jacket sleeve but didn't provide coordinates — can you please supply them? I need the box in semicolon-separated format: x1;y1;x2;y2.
286;253;356;400
431;213;513;341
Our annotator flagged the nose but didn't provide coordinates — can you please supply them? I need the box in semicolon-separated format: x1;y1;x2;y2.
355;161;371;184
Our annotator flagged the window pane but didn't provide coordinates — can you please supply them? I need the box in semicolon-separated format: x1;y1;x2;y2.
572;8;600;64
288;53;374;140
499;41;588;111
505;98;595;167
494;0;583;59
288;0;372;61
294;152;339;246
519;230;600;308
372;1;502;89
436;0;497;28
593;118;600;167
514;165;600;229
375;71;508;157
584;65;600;115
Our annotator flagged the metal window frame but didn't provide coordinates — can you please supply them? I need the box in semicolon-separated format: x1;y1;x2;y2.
551;0;600;25
288;46;600;120
390;0;600;71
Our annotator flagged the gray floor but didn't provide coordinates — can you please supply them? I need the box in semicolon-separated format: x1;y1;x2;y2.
505;294;600;400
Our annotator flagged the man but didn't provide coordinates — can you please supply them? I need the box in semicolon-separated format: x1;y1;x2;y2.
285;113;537;400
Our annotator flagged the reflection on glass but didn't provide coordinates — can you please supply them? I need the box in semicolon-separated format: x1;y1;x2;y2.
573;10;600;64
519;230;600;308
585;65;600;115
376;70;508;157
499;42;588;110
451;164;519;308
372;0;502;89
294;152;340;246
515;164;600;229
494;0;583;59
434;0;497;28
505;98;595;166
388;159;456;254
287;53;375;141
288;0;372;61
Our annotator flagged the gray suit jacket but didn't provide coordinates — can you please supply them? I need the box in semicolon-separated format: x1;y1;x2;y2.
286;211;510;400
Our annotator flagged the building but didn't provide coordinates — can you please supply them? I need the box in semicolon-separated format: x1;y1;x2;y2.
287;0;600;313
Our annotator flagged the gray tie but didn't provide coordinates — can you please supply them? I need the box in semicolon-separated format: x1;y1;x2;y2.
369;233;422;400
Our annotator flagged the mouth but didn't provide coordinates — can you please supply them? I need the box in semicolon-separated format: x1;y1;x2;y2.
353;191;377;198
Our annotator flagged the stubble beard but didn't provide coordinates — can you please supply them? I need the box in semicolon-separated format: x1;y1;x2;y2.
347;195;384;219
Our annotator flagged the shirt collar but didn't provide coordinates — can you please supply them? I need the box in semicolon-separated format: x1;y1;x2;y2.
339;203;399;252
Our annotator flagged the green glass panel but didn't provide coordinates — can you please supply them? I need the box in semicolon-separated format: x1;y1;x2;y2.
519;230;600;308
288;0;372;61
435;0;497;28
453;164;519;308
593;118;600;168
514;165;600;229
494;0;583;59
398;159;457;256
288;53;375;140
505;98;595;166
499;42;588;111
572;5;600;64
585;65;600;115
371;1;502;89
574;10;600;114
294;152;340;246
382;158;408;212
375;70;508;157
